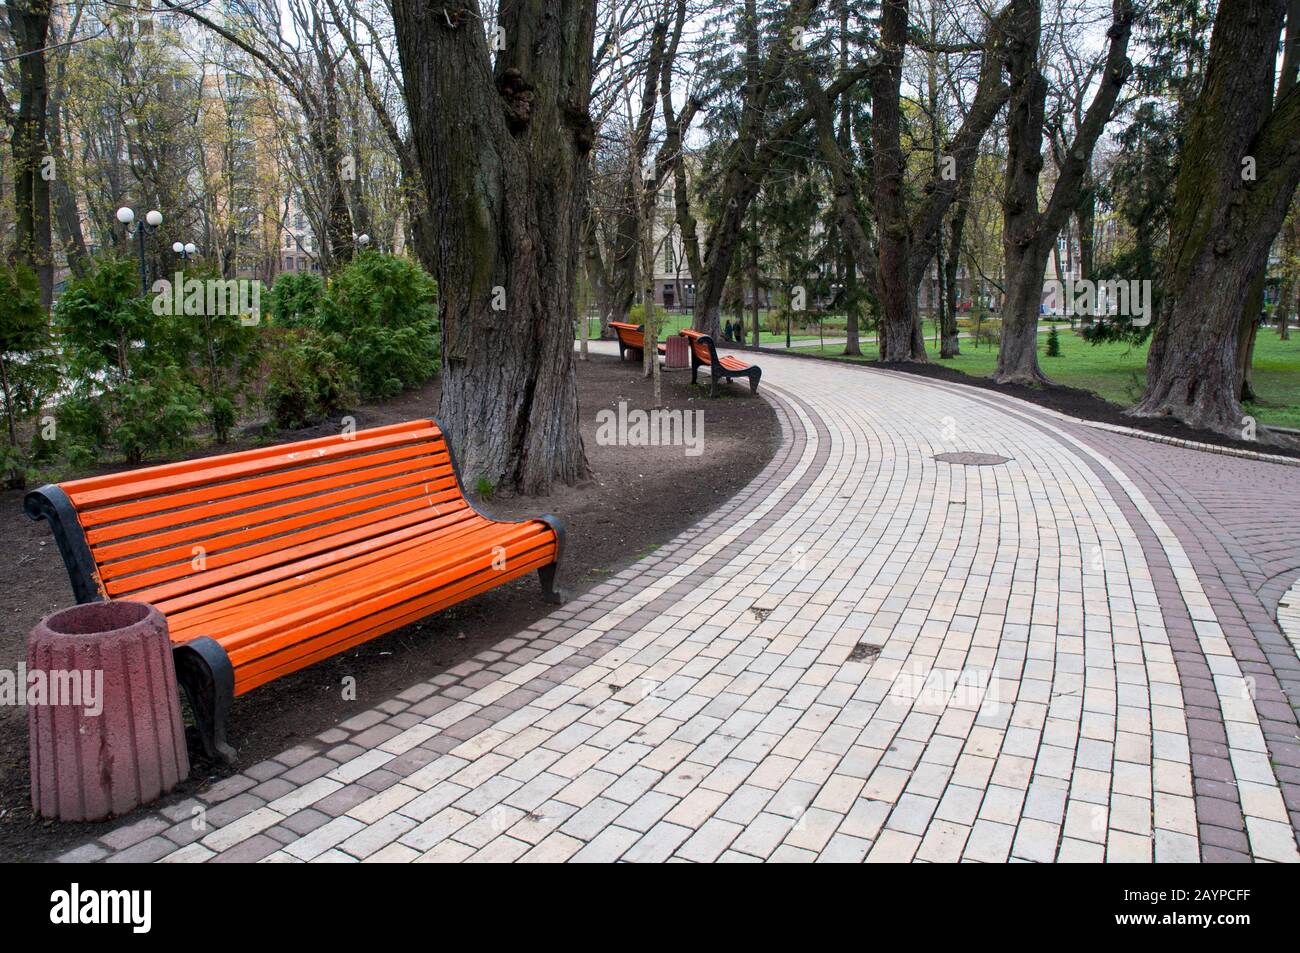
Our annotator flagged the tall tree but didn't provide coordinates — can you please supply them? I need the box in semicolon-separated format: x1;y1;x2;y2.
994;0;1133;385
605;14;670;334
163;0;357;270
689;0;872;339
870;0;919;361
1133;0;1300;438
867;0;1011;362
1234;0;1300;401
391;0;595;492
4;0;53;307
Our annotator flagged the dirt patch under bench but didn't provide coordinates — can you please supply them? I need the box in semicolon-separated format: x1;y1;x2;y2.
0;353;778;862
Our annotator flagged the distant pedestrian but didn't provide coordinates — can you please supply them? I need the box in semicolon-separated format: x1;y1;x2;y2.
723;319;734;342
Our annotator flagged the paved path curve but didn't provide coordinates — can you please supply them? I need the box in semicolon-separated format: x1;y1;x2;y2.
63;343;1300;863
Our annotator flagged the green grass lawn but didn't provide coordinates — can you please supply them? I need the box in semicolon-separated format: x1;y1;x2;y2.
579;312;951;345
799;326;1300;431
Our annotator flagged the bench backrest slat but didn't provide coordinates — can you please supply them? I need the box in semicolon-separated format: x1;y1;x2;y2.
54;419;467;606
679;328;715;365
609;321;645;350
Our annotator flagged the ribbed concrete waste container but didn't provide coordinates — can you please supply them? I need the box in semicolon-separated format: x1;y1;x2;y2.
664;334;690;369
28;600;189;821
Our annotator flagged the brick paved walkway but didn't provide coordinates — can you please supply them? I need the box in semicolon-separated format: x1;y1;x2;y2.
60;345;1300;863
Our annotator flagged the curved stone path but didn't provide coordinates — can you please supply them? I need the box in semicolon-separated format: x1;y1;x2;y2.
60;343;1300;863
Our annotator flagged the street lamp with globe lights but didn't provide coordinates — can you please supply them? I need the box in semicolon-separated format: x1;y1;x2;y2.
117;206;163;293
172;241;198;263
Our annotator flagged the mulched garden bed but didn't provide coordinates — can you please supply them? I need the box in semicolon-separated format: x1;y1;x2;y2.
0;352;778;861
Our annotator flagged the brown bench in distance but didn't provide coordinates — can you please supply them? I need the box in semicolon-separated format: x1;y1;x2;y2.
680;328;762;397
25;419;565;764
609;321;668;362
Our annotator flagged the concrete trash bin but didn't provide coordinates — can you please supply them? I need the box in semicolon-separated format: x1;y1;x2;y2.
28;600;189;821
664;334;690;369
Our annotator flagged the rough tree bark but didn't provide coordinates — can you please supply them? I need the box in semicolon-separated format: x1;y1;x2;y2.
5;0;53;308
1231;0;1300;402
1281;279;1295;340
1132;0;1300;439
871;0;920;362
656;0;702;323
867;0;1010;362
942;172;972;358
325;0;437;272
392;0;594;493
46;6;89;279
995;0;1133;385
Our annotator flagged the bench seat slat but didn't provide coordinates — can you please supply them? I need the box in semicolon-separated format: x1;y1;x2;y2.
142;505;485;615
177;522;552;653
231;543;555;694
98;476;463;584
102;488;472;595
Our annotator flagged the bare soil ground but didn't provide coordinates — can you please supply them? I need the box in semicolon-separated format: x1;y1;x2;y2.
0;353;778;861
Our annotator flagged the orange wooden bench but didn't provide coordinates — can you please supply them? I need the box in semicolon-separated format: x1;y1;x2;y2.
24;418;565;763
609;321;667;362
679;329;762;397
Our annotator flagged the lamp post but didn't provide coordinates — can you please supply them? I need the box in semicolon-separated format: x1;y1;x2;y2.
118;206;162;293
172;241;197;263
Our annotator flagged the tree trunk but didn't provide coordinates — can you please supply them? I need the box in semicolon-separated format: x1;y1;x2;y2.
942;176;970;358
392;0;594;493
583;223;614;338
1231;0;1300;403
1279;274;1295;339
1076;187;1095;283
749;223;761;347
7;1;53;309
898;5;1011;357
1133;0;1300;439
49;101;88;278
873;0;924;362
996;0;1132;384
639;185;662;401
1237;277;1264;401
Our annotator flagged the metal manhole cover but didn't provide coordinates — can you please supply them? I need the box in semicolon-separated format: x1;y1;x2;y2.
934;452;1012;466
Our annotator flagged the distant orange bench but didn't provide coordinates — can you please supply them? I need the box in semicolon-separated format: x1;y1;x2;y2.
680;329;762;397
609;321;667;362
25;419;564;763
